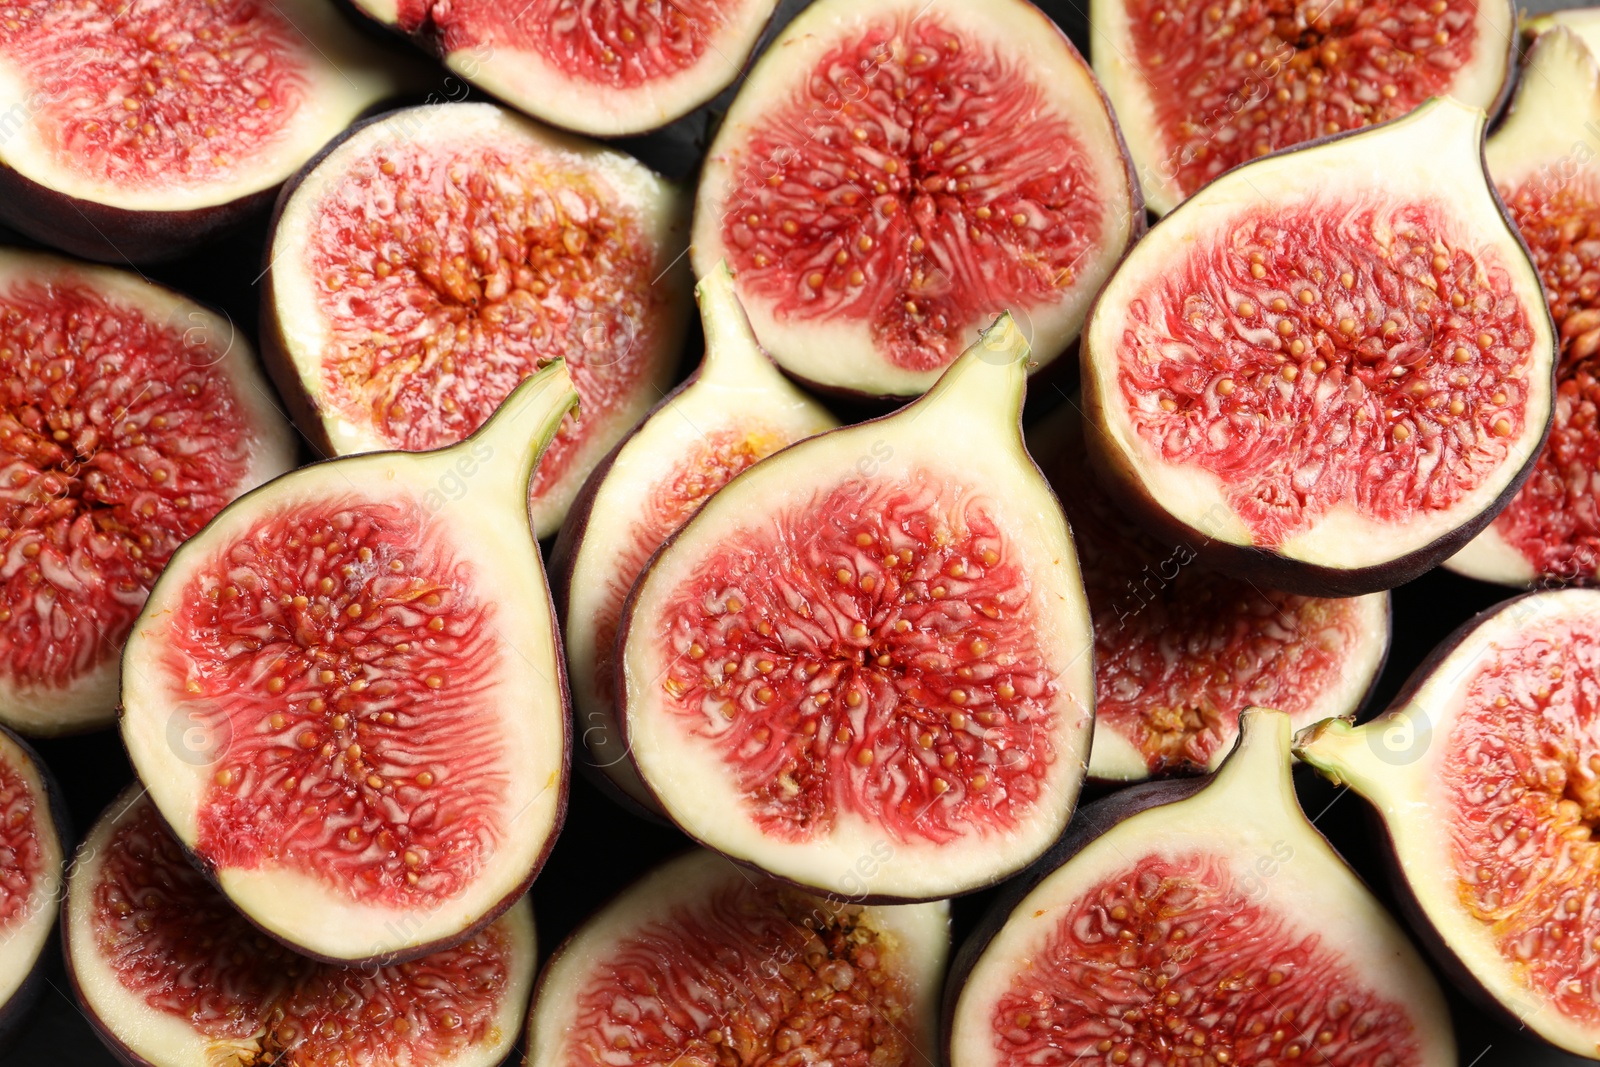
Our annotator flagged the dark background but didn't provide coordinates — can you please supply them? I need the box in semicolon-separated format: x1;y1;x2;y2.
2;0;1591;1064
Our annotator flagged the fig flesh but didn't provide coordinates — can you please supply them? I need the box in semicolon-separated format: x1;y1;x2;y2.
264;101;691;537
692;0;1141;398
946;709;1457;1067
551;261;837;812
66;787;536;1067
1082;98;1557;597
525;849;948;1067
119;363;578;965
617;315;1095;900
0;725;64;1044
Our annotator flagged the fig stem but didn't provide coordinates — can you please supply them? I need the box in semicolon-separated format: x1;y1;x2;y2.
1213;707;1298;809
696;260;768;381
460;360;580;511
906;312;1031;429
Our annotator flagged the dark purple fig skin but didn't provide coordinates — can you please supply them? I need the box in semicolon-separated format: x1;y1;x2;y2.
0;725;68;1050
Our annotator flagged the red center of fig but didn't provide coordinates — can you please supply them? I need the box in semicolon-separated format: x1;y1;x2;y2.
719;13;1105;372
168;499;508;907
0;757;42;930
656;470;1057;843
1118;198;1536;545
0;280;255;691
1125;0;1480;201
994;852;1423;1066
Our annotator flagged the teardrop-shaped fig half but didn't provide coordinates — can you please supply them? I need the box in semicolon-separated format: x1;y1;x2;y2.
1030;400;1390;782
0;725;64;1045
347;0;779;137
120;364;578;966
526;849;948;1067
66;787;536;1067
1295;587;1600;1057
0;0;412;263
618;315;1095;900
1082;98;1557;597
1091;0;1516;215
692;0;1141;398
264;101;691;538
947;709;1457;1067
0;249;296;737
551;262;837;813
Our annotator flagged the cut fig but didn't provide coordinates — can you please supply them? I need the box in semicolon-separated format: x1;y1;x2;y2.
1525;8;1600;59
0;0;409;263
617;314;1095;900
526;849;948;1067
692;0;1141;398
119;363;578;965
264;101;691;537
1030;400;1389;781
1092;0;1516;215
66;787;536;1067
0;249;295;737
347;0;779;137
1295;587;1600;1057
0;725;64;1044
551;261;837;812
1081;98;1557;597
946;709;1457;1067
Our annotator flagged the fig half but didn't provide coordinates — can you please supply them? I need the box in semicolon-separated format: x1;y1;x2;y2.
551;261;837;812
1296;588;1600;1057
947;709;1457;1067
0;725;64;1044
618;314;1095;900
1082;98;1557;597
119;363;578;965
692;0;1141;398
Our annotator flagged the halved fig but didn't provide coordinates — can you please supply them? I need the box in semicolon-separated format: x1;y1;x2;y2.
617;315;1095;900
1030;400;1389;781
1295;587;1600;1057
692;0;1141;398
0;249;295;737
347;0;779;137
0;725;64;1044
0;0;410;263
66;787;536;1067
1526;8;1600;57
551;262;837;812
119;363;578;965
264;101;690;537
1091;0;1516;215
947;709;1457;1067
526;849;948;1067
1082;98;1557;597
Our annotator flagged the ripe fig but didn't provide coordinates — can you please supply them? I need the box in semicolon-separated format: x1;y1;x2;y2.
263;101;691;537
1525;7;1600;56
525;849;948;1067
946;709;1457;1067
0;0;410;263
1030;400;1389;781
1082;98;1557;597
1295;587;1600;1057
0;249;295;737
617;314;1095;900
66;787;536;1067
119;363;578;965
0;725;64;1045
346;0;779;137
1091;0;1516;214
692;0;1141;398
551;261;837;812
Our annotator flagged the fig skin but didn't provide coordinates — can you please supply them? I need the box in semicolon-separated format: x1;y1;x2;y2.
0;725;68;1051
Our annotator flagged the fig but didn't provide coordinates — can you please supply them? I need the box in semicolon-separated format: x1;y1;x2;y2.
1091;0;1517;215
1030;400;1390;781
0;0;409;263
692;0;1141;398
617;314;1095;900
1295;587;1600;1057
946;709;1458;1067
0;249;295;737
65;787;536;1067
1081;98;1558;598
525;849;949;1067
263;101;691;537
346;0;779;137
118;363;579;965
551;261;837;812
0;725;64;1045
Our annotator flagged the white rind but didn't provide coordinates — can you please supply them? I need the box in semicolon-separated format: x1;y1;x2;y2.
1526;8;1600;65
0;729;61;1016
